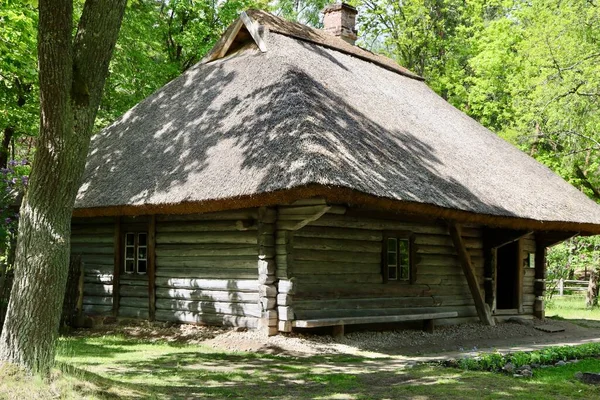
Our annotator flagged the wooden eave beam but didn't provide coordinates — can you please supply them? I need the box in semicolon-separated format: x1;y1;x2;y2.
483;228;533;249
448;222;495;326
536;231;579;247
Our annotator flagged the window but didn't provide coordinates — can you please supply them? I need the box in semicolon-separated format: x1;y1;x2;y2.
124;232;148;274
383;233;413;283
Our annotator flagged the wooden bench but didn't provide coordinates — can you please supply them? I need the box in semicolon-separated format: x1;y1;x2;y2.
292;312;459;337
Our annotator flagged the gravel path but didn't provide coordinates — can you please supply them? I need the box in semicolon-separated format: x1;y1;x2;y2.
74;317;599;359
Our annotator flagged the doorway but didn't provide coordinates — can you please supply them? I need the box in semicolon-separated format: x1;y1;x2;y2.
496;241;519;310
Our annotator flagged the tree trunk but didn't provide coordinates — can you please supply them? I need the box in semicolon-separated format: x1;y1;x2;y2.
586;269;599;308
0;0;126;374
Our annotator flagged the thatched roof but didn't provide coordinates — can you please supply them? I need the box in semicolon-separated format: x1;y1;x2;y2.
74;10;600;233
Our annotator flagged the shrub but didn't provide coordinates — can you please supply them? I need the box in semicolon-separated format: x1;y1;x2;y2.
448;343;600;372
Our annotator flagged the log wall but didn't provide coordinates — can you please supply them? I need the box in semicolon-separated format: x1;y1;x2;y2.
521;234;537;314
71;217;115;315
285;208;488;326
153;209;261;328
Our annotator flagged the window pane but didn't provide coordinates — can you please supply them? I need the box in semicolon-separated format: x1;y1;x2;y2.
126;246;134;259
137;260;147;274
387;238;397;252
138;233;147;246
387;251;397;266
126;233;135;246
400;265;410;280
399;240;409;261
125;260;134;273
138;247;147;260
388;266;397;280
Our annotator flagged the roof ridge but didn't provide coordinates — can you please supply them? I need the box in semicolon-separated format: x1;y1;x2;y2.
226;9;424;81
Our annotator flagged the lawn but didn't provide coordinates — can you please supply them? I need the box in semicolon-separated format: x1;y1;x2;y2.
546;295;600;327
3;334;599;400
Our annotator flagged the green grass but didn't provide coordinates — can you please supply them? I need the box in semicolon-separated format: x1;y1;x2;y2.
546;295;600;327
35;334;600;399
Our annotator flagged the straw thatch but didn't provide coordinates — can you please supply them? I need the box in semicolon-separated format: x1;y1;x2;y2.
74;10;600;232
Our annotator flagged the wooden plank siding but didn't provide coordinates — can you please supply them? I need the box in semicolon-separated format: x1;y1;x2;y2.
71;218;115;315
287;210;492;326
154;209;261;328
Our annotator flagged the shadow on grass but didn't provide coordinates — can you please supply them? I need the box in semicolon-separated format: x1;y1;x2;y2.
56;340;600;400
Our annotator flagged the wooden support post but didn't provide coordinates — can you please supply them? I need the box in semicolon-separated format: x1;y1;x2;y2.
148;215;156;321
534;241;547;320
448;223;495;326
332;324;344;338
482;231;496;309
423;319;435;334
112;217;121;317
516;238;524;313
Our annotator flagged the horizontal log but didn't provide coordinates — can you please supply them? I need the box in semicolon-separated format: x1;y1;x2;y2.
156;231;257;245
416;265;484;277
154;310;259;328
277;293;292;306
278;306;295;321
155;277;258;292
119;285;147;297
259;284;277;297
294;283;475;299
157;220;257;233
295;273;382;284
84;275;113;284
72;216;115;225
83;284;113;296
293;311;459;328
84;264;113;275
258;274;276;285
156;287;259;303
71;245;114;255
294;226;382;242
292;261;379;275
155;244;258;257
258;260;275;275
156;257;257;269
278;320;293;332
157;209;258;222
71;236;113;244
260;297;276;310
119;297;149;308
293;237;382;253
278;279;296;294
83;296;113;306
83;304;112;315
71;225;114;235
119;307;149;319
119;276;148;286
80;255;114;265
416;234;482;249
156;299;261;317
156;268;257;279
293;249;381;264
308;215;448;233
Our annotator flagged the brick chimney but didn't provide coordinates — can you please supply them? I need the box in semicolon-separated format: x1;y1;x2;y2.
322;2;358;45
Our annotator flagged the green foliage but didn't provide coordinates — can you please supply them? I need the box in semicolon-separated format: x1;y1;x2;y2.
0;1;39;140
97;0;270;127
451;343;600;372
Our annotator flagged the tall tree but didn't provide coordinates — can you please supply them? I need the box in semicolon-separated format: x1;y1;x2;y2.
0;0;127;374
